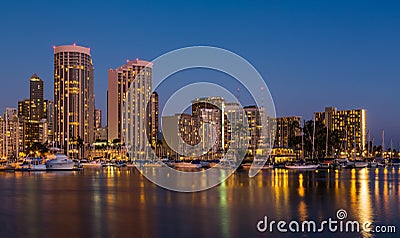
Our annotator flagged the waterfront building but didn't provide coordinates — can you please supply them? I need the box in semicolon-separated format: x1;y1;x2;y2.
192;97;226;158
44;100;54;142
315;107;367;152
110;59;153;160
107;59;152;146
224;102;246;151
147;92;159;148
244;106;262;158
16;74;50;151
274;116;302;148
29;74;44;121
54;44;95;158
0;108;23;159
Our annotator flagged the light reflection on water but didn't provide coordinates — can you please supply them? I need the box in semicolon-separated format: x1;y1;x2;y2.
0;167;399;238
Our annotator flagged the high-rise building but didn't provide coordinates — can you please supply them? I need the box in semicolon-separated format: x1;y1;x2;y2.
108;59;152;144
44;100;54;142
274;116;302;148
110;59;153;160
315;107;367;151
18;99;30;121
192;97;226;158
17;74;49;151
54;44;95;158
224;102;250;158
94;108;102;129
29;74;44;121
0;108;23;159
161;113;200;159
244;106;263;157
147;92;159;148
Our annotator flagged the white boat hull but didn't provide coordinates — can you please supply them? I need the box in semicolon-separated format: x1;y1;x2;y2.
46;162;75;170
285;165;319;170
20;164;47;171
174;162;202;169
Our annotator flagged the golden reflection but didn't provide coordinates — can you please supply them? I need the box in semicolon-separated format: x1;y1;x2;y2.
298;173;304;197
357;169;373;237
298;201;308;221
350;169;356;205
218;180;230;238
334;170;339;190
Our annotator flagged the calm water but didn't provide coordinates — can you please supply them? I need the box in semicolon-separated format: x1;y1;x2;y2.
0;167;399;238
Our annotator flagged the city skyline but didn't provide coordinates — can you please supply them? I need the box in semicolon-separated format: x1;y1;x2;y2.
0;0;399;146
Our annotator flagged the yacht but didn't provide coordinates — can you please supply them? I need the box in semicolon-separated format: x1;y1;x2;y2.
82;160;102;168
344;160;368;169
18;157;47;171
368;160;378;168
285;163;319;170
143;161;165;167
247;158;274;170
214;159;237;169
45;149;75;170
173;161;202;169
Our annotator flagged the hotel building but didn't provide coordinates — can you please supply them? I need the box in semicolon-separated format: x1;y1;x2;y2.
44;100;54;142
54;44;95;158
315;107;367;151
107;59;152;144
108;59;152;160
274;116;302;148
0;108;23;159
192;97;226;158
147;92;159;148
17;74;49;150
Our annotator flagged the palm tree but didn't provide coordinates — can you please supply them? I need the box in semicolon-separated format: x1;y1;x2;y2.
155;139;163;158
76;136;84;160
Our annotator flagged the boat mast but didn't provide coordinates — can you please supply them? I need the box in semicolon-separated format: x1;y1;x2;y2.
367;129;371;157
382;130;385;158
325;119;328;158
390;138;393;159
301;120;304;159
353;128;357;163
312;113;316;160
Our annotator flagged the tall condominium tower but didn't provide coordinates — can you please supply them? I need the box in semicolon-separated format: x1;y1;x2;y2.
107;59;153;144
192;97;226;158
54;44;95;158
147;92;159;148
29;74;44;121
0;108;23;159
108;59;152;160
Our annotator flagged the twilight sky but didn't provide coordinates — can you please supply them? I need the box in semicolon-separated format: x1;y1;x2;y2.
0;0;399;146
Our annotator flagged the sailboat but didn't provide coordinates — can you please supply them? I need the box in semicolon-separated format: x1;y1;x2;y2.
345;129;367;168
286;118;319;170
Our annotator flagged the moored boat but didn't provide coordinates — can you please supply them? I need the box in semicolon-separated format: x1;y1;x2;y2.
285;163;319;170
248;158;274;170
18;157;47;171
344;161;368;169
173;161;202;169
213;159;237;169
45;148;75;170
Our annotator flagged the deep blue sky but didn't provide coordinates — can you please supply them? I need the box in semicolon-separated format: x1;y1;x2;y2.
0;0;399;146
